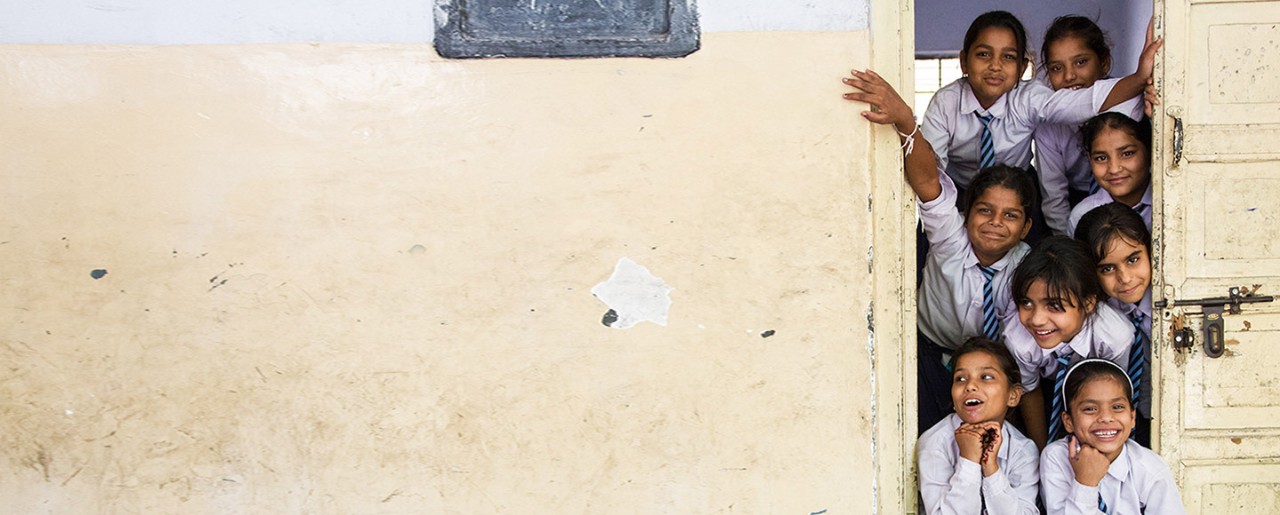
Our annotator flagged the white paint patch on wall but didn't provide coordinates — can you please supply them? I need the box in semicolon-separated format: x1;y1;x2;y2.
0;0;867;44
591;257;674;329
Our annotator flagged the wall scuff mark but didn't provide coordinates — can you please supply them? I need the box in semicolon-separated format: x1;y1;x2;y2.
601;309;619;327
591;257;673;329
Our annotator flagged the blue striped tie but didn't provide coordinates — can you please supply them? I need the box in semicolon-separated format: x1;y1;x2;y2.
1129;312;1147;407
1099;493;1109;514
976;112;996;170
1048;349;1075;441
1089;180;1100;194
979;265;1000;339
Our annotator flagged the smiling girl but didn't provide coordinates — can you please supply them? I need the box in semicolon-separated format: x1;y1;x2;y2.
1001;236;1131;449
1040;359;1185;514
1076;203;1153;446
918;338;1039;515
1067;113;1154;235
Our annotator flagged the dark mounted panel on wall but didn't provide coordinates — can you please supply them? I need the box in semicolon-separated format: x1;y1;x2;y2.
435;0;699;58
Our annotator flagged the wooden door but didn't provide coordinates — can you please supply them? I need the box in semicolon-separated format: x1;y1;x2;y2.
1156;1;1280;512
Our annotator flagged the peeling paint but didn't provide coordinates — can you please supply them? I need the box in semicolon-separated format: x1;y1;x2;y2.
591;257;673;329
865;300;878;511
760;329;775;338
89;269;107;280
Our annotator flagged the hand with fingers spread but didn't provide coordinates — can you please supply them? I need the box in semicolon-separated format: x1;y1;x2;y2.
840;67;942;201
841;68;916;132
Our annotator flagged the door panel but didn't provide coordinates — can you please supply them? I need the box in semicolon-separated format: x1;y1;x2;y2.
1183;2;1280;161
1184;463;1280;513
1158;1;1280;513
1183;164;1280;275
1184;313;1280;428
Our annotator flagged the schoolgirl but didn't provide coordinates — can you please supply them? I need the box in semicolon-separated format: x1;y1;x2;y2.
1040;359;1186;514
918;337;1040;515
1067;113;1154;235
1001;236;1131;449
841;68;1034;432
1034;16;1145;235
1075;202;1153;446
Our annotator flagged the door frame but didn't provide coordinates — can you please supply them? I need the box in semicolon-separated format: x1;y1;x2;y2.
870;0;919;512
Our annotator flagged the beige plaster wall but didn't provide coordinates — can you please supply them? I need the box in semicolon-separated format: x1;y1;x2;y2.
0;32;883;513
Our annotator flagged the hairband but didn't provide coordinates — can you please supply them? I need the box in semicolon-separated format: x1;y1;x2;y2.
1061;357;1133;407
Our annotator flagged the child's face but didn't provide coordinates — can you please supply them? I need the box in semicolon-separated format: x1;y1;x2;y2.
951;351;1022;424
1090;126;1151;206
1045;35;1110;91
961;27;1025;109
1097;236;1151;305
965;185;1031;266
1063;376;1135;461
1017;279;1095;350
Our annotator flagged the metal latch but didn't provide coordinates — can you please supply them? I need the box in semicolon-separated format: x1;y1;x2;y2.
1171;314;1194;353
1155;286;1274;358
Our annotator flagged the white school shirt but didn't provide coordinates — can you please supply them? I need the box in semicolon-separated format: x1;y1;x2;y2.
1002;302;1133;393
918;414;1041;515
1067;184;1153;237
918;171;1031;350
922;76;1124;190
1034;97;1144;235
1106;290;1153;418
1040;438;1187;515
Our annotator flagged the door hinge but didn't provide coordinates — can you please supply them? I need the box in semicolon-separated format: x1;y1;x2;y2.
1156;286;1274;358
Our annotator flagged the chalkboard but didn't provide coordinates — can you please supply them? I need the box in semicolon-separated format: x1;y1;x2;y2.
435;0;699;58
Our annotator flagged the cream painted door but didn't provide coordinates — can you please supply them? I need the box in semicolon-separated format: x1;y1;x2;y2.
1156;1;1280;512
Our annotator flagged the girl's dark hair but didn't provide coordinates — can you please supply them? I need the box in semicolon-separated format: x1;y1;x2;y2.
963;11;1031;69
1074;202;1152;259
1012;235;1105;307
1041;16;1112;70
1063;358;1133;409
1080;112;1153;154
963;164;1037;217
949;336;1022;389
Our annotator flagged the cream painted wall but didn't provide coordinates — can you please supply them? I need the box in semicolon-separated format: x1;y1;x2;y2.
0;30;900;512
0;1;867;44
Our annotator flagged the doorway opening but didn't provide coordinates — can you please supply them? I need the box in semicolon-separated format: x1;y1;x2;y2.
907;0;1156;448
